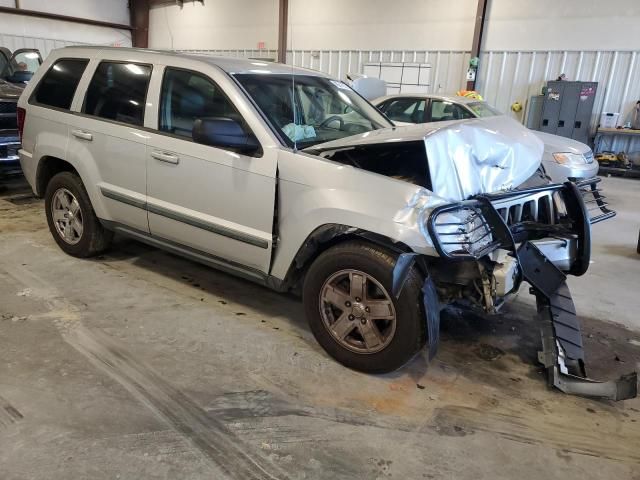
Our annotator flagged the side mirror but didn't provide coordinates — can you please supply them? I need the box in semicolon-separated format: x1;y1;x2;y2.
192;117;261;155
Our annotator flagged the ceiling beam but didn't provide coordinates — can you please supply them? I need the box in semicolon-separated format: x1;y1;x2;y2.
0;6;132;31
277;0;288;63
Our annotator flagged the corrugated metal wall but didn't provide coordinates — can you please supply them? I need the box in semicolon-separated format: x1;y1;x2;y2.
183;47;640;155
477;50;640;156
3;33;637;154
0;33;86;56
0;32;132;57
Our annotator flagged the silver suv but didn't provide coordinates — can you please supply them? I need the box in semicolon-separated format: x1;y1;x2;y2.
17;47;635;399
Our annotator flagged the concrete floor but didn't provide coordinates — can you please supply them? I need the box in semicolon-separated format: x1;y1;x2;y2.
1;175;639;479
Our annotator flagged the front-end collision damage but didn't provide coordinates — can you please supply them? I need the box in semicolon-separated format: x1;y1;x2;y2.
392;252;442;360
392;179;638;401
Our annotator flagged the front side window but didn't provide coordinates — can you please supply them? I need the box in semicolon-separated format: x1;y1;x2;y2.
466;101;502;118
429;100;475;122
379;98;426;123
83;62;151;126
32;59;88;110
159;68;243;139
234;74;392;148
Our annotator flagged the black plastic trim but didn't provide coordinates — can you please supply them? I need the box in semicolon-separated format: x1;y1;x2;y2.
99;187;269;249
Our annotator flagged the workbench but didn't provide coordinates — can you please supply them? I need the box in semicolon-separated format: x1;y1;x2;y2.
593;127;640;178
594;127;640;153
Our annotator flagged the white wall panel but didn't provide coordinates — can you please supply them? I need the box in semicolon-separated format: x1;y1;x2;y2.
149;0;278;50
14;0;130;25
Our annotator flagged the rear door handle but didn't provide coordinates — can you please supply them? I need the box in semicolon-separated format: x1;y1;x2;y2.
71;129;93;141
151;150;180;164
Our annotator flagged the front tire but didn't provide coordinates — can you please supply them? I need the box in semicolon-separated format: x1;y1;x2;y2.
44;171;113;257
303;241;426;374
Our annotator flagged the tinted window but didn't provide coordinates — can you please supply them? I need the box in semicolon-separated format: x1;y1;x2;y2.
83;62;151;126
33;59;88;110
429;100;474;122
159;68;242;139
380;98;426;123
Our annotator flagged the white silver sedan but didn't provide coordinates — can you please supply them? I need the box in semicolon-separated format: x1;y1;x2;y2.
372;94;599;183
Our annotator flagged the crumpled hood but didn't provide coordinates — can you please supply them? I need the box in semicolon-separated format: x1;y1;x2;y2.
307;115;544;201
425;115;544;200
0;79;24;99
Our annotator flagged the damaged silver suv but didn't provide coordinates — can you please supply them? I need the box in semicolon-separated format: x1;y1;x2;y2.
18;47;636;400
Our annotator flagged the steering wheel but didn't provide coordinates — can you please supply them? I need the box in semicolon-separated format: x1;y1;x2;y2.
320;115;345;130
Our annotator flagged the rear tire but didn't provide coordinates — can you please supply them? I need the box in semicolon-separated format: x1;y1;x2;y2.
303;241;426;374
44;171;113;257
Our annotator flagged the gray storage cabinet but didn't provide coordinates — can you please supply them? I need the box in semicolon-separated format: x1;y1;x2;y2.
539;81;598;144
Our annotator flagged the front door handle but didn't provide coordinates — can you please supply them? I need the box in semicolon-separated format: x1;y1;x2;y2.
151;150;180;164
71;129;93;141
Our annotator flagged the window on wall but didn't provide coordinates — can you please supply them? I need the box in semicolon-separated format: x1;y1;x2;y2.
32;59;89;110
83;62;151;126
159;68;243;139
429;100;474;122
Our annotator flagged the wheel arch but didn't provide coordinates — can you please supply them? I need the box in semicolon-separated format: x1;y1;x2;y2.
35;155;80;197
280;223;418;292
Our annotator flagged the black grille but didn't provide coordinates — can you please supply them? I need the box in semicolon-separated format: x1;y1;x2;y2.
0;101;18;115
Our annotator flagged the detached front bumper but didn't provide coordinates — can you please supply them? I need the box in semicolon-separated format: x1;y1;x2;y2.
402;178;638;400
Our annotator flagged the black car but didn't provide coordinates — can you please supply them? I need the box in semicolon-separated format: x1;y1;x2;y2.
0;47;41;178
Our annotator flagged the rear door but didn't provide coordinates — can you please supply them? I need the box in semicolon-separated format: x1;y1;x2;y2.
144;66;277;274
66;60;152;233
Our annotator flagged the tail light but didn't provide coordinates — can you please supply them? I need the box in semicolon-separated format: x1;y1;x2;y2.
17;106;26;141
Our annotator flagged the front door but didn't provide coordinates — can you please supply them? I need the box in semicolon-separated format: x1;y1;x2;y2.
145;67;277;274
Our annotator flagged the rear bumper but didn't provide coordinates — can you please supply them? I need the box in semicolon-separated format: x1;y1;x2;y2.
18;149;35;188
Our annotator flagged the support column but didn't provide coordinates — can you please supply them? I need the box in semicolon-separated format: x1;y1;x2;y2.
466;0;489;91
130;0;150;48
277;0;289;63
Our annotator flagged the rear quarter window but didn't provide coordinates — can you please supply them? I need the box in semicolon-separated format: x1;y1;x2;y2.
32;59;89;110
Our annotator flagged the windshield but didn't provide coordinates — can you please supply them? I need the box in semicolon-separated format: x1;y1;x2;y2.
234;73;392;148
466;101;502;118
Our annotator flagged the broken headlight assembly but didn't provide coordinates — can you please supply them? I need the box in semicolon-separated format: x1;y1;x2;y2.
426;202;503;259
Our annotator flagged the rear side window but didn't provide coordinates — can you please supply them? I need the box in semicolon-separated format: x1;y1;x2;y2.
83;62;151;126
32;59;89;110
159;68;242;139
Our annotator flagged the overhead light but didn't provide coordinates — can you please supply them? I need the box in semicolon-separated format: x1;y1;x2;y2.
248;69;271;74
24;52;39;59
129;100;139;106
125;63;145;75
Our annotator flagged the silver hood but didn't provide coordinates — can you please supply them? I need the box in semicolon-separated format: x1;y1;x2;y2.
532;130;591;155
308;115;544;201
